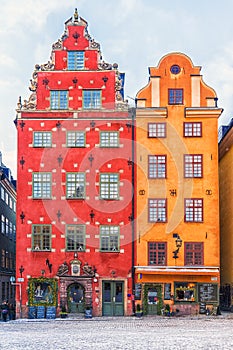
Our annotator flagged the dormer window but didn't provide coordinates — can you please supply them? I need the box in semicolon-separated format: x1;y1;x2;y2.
68;51;84;70
168;88;183;105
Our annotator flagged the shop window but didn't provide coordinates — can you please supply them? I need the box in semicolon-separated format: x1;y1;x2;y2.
174;282;196;302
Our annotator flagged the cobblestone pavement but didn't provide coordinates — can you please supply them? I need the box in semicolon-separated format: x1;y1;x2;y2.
1;314;233;350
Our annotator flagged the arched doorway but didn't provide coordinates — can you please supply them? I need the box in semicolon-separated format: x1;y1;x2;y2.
67;283;85;313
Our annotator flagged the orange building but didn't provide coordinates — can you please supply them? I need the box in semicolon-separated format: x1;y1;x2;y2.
135;53;223;315
219;119;233;310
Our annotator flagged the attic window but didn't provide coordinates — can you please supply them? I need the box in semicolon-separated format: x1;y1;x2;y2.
68;51;84;70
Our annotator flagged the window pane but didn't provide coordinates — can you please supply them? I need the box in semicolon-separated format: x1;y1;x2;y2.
67;131;85;147
68;51;84;70
149;199;166;222
185;242;203;265
168;89;183;104
185;199;203;222
83;90;101;109
100;226;119;252
148;123;166;138
100;132;119;147
148;242;166;265
148;155;166;178
66;225;85;251
66;173;85;199
100;173;119;199
33;173;51;199
184;122;202;137
32;225;51;251
51;90;68;110
184;155;202;178
33;132;52;147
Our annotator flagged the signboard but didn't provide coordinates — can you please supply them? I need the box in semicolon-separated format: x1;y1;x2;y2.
17;278;24;282
164;283;171;300
37;306;45;319
46;306;56;319
135;283;142;300
198;283;218;303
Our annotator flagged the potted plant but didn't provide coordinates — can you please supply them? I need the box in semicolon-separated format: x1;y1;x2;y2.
60;305;68;318
135;303;143;317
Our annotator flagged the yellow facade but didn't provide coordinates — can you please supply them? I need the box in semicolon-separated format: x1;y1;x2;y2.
135;53;223;315
219;125;233;285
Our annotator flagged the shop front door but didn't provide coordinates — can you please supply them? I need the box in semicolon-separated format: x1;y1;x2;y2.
68;283;85;313
102;281;124;316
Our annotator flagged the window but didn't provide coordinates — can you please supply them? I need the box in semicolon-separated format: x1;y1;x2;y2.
66;173;85;199
100;173;119;200
148;155;166;178
184;122;202;137
68;51;84;70
148;123;166;138
67;131;85;147
148;199;167;222
174;282;196;302
50;90;68;110
33;173;52;199
83;90;101;109
184;154;203;178
100;225;119;252
32;225;51;251
185;198;203;222
100;131;119;148
1;187;4;201
168;89;183;104
33;132;52;147
1;215;5;234
185;242;204;265
148;242;167;265
66;225;85;251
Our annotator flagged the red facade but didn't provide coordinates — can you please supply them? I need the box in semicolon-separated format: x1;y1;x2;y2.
15;10;134;318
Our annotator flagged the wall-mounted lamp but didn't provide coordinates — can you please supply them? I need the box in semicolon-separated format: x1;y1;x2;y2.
20;156;25;169
56;210;62;222
46;258;52;273
126;123;132;132
88;154;94;166
172;233;182;260
19;265;24;278
19;120;25;131
73;31;80;43
128;213;133;222
90;210;95;223
42;78;49;88
90;120;96;129
20;211;25;224
102;76;108;85
56;121;62;130
127;158;133;168
57;154;63;166
72;77;78;88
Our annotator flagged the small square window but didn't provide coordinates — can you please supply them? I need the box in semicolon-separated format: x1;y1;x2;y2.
168;89;183;105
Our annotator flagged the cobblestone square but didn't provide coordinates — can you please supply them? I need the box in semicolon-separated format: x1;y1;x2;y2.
1;314;233;350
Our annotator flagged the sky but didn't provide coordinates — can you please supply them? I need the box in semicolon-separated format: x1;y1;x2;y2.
1;0;233;178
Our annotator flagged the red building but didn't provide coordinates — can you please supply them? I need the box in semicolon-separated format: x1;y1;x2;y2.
15;9;134;318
